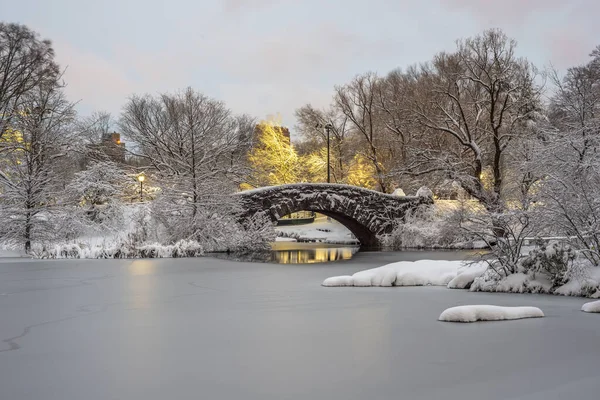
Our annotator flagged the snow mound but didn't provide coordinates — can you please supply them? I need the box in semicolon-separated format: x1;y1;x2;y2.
447;263;488;289
416;186;433;199
322;260;485;287
581;300;600;313
392;188;406;196
439;305;544;322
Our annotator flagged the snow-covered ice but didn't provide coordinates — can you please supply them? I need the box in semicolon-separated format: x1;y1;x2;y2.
1;254;598;400
581;300;600;313
322;260;486;287
438;305;544;322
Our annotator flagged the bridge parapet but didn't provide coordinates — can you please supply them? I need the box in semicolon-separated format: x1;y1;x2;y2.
238;183;431;248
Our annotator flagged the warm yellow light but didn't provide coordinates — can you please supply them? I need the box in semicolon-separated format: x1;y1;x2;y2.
138;175;145;182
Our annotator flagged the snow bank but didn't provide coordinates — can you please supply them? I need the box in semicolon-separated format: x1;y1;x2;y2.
447;263;488;289
439;305;544;322
581;300;600;313
322;260;486;287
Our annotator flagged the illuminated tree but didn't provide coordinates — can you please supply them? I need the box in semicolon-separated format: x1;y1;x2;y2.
247;120;299;186
346;154;377;189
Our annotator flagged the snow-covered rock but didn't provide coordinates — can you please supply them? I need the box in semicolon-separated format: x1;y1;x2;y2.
416;186;433;199
438;305;544;322
581;300;600;313
322;260;485;287
392;188;406;197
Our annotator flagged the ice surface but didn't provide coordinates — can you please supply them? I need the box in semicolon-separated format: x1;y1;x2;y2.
439;305;544;322
0;255;598;400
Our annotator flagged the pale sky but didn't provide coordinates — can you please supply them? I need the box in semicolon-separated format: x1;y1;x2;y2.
1;0;599;130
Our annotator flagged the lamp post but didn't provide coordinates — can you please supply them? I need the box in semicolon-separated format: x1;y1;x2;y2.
137;174;145;202
324;123;333;184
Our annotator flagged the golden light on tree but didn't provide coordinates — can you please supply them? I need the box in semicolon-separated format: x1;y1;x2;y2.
247;119;299;186
346;154;377;189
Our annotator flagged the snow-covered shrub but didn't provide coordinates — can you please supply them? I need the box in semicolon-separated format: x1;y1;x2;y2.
37;238;205;259
379;200;478;250
521;241;577;287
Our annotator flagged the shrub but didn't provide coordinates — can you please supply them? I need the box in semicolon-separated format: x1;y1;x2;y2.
521;241;576;287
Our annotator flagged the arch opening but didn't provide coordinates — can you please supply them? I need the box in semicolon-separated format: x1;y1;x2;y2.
274;209;378;248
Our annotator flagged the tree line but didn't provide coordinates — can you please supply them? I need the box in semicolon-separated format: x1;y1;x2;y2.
1;22;599;268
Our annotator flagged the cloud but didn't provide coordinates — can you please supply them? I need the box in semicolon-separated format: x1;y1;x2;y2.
53;42;136;115
221;0;283;13
219;82;333;130
440;0;600;69
440;0;566;24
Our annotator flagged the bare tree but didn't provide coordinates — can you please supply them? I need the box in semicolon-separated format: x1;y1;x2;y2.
0;23;59;140
335;72;394;192
295;104;351;182
119;88;254;242
409;29;542;212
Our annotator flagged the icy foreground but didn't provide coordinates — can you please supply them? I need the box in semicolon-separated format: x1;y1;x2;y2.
439;305;544;322
581;300;600;313
1;256;599;400
322;260;485;287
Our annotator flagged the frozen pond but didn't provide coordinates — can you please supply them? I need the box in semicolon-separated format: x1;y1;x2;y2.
0;253;598;399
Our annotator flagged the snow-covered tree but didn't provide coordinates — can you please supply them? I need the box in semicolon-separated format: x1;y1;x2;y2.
0;23;59;140
119;88;258;245
63;161;132;232
247;120;299;186
535;46;600;265
0;79;75;251
409;29;543;212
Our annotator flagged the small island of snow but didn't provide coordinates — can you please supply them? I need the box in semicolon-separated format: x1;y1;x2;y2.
438;305;544;323
581;300;600;313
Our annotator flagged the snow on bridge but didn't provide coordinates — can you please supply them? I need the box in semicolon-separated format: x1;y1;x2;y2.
237;183;432;248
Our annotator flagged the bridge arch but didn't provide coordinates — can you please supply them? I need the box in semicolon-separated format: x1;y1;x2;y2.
238;183;431;248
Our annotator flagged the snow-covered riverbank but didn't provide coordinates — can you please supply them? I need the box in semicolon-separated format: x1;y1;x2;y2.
323;258;600;298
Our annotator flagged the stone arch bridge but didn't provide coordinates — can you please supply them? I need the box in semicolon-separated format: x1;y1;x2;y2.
238;183;432;248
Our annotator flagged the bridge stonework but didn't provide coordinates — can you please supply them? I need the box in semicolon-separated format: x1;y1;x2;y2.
238;183;432;248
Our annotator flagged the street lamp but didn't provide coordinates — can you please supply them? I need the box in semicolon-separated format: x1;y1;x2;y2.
324;123;333;184
315;122;333;184
137;174;145;202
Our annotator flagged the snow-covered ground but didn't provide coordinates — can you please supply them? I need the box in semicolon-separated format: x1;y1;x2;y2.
323;258;600;298
439;305;544;322
275;215;358;244
0;245;25;258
